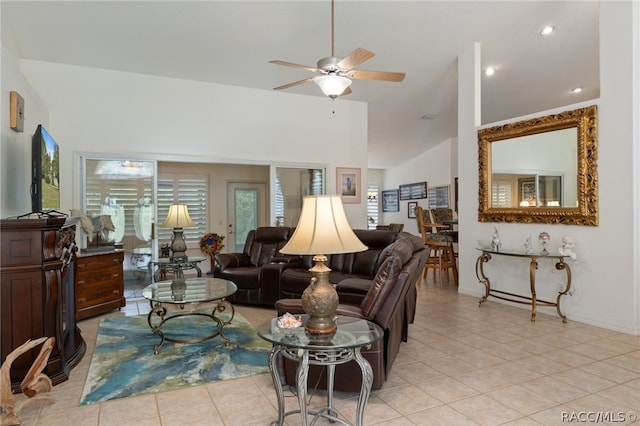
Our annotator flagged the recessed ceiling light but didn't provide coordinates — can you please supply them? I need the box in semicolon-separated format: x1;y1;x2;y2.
571;87;583;93
485;67;495;76
540;25;555;36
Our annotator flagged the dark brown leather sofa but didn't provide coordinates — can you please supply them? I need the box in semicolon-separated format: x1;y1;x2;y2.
275;234;427;391
213;227;427;392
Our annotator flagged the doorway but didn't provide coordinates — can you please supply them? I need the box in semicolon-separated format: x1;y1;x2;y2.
226;182;267;252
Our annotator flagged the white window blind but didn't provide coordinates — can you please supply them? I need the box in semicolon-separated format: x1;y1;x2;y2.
367;184;379;229
85;177;151;240
157;174;208;244
492;179;513;208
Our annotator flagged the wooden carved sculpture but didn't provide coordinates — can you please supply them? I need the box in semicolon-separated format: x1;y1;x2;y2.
0;337;55;426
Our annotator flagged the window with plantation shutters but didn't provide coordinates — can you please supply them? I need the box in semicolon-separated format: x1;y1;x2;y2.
85;177;153;240
492;179;513;208
367;184;379;229
157;174;208;244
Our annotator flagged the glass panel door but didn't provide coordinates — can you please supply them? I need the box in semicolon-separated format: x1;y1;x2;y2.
81;157;156;280
227;182;266;252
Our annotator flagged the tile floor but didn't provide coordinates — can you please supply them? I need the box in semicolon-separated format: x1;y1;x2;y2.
14;275;640;426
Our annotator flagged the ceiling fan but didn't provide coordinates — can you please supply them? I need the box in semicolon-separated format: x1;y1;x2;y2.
269;0;405;99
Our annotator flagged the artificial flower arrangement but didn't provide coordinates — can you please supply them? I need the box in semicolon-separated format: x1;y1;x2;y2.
199;233;225;257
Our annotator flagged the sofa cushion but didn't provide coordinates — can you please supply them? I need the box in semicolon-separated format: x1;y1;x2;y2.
361;255;402;319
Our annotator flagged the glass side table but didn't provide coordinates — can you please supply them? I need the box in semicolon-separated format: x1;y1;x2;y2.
475;248;572;322
256;315;383;426
148;256;207;281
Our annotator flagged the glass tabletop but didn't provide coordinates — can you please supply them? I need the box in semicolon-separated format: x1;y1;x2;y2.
476;247;567;259
256;315;383;350
142;277;237;304
153;256;207;265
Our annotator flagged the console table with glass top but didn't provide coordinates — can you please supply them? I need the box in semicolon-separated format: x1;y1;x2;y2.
142;277;237;354
475;248;572;322
148;256;207;281
257;315;383;426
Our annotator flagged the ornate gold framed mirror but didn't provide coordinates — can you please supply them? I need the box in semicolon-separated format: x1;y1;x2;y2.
478;105;598;226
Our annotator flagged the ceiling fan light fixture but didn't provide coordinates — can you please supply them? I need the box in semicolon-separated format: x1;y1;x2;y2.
314;74;352;99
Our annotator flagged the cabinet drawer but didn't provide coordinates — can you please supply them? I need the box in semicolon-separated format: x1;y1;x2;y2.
76;270;122;289
76;287;123;309
76;253;123;273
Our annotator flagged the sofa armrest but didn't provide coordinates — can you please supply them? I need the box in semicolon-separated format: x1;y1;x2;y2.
215;253;251;270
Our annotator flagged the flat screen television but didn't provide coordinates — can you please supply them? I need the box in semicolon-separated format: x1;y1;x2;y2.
31;124;60;212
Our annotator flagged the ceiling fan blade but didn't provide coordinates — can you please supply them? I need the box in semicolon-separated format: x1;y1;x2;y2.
337;48;375;70
340;87;352;96
348;69;406;82
273;77;316;91
269;60;320;73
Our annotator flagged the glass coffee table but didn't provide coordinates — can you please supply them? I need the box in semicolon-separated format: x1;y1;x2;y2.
142;277;237;354
257;315;383;426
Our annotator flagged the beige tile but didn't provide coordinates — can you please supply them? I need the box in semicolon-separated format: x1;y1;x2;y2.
451;367;513;393
519;376;588;404
96;394;158;426
551;367;618;393
36;404;100;426
579;360;640;383
595;383;640;410
375;384;442;415
155;385;214;416
406;404;479;425
449;394;523;425
416;375;480;403
160;404;224;425
214;394;277;425
488;384;557;415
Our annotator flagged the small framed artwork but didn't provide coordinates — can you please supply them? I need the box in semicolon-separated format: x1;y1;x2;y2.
428;185;450;209
399;182;428;200
336;167;361;204
381;189;399;212
408;202;418;219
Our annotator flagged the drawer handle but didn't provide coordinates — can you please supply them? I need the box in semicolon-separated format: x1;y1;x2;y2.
78;264;86;269
113;290;120;295
112;273;121;279
111;258;119;264
78;280;86;286
78;297;86;303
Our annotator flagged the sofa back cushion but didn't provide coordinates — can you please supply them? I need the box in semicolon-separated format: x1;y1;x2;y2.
244;227;291;266
360;255;402;319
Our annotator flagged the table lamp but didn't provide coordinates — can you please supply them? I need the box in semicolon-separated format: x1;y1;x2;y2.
161;204;196;262
280;195;367;334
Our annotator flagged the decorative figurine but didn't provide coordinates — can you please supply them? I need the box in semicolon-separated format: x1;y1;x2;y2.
491;227;502;252
559;235;577;261
538;232;550;255
524;235;534;254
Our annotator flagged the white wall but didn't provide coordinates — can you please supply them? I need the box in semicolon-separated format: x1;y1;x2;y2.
1;45;50;217
454;1;639;334
381;138;458;235
1;57;369;227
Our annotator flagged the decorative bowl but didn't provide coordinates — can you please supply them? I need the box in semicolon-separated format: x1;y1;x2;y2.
276;313;302;337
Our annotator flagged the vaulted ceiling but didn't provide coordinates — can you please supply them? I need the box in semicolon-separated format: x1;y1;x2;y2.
1;1;599;168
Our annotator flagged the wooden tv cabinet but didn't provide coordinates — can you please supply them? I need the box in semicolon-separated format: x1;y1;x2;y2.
0;216;86;392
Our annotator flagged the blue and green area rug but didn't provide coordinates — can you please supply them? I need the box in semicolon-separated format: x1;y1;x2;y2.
80;311;271;405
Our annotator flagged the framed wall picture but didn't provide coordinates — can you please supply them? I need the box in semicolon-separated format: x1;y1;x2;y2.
381;189;399;212
428;185;450;209
408;202;418;219
336;167;361;204
399;182;427;200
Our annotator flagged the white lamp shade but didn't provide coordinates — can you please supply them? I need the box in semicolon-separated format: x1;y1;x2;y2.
161;204;196;228
280;195;367;255
314;75;352;98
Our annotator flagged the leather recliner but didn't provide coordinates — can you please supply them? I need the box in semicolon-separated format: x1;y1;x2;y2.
213;226;292;306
